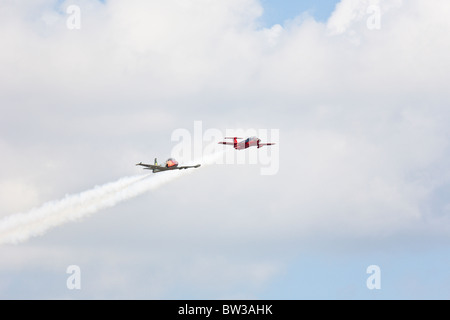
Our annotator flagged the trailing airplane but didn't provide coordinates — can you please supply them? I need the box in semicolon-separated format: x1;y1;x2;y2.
136;158;201;173
218;136;276;150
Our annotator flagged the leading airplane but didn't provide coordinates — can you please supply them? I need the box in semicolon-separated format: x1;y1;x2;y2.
218;136;276;150
136;158;201;173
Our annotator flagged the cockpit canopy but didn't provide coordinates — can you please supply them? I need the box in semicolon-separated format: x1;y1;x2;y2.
245;136;258;143
165;158;179;168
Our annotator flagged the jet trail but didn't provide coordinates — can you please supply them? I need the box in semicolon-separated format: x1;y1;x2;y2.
0;151;225;245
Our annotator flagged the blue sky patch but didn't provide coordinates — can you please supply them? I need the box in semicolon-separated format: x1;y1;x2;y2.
259;0;340;26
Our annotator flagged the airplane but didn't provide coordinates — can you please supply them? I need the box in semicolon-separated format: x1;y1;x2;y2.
217;136;276;150
136;158;201;173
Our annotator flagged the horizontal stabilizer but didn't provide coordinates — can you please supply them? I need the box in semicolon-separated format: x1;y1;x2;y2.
257;142;276;148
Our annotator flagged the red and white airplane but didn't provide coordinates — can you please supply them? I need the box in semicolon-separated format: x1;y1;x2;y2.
218;136;276;150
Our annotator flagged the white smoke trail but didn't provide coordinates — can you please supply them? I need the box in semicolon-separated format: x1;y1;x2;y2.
0;150;225;245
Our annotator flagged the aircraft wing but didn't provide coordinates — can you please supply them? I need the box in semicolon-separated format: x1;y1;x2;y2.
136;162;170;171
218;142;235;145
177;164;201;170
258;143;276;148
136;162;200;172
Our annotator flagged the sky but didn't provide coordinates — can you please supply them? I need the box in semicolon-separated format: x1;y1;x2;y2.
1;0;450;300
260;0;340;25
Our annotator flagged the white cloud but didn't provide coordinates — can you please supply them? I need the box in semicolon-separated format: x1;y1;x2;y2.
0;179;40;215
1;0;449;235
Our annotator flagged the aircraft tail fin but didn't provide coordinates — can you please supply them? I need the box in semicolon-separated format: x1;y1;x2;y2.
154;158;158;166
224;137;242;148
